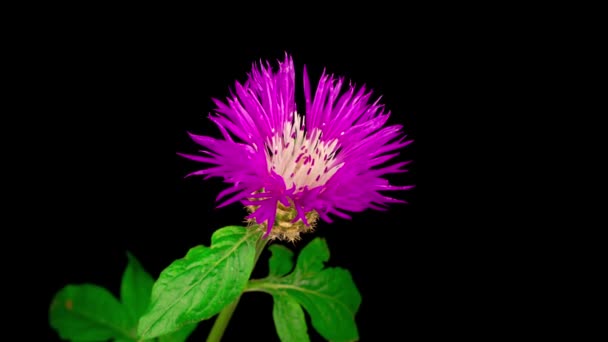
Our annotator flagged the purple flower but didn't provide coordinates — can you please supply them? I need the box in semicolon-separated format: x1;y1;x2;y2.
179;54;413;240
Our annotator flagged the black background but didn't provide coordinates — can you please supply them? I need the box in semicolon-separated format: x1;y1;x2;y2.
36;39;523;341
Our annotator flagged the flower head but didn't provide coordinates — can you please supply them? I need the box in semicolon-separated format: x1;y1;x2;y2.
179;54;413;241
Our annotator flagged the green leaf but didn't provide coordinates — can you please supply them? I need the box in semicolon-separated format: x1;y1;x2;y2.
121;251;155;324
273;294;310;342
138;226;261;339
158;322;198;342
295;237;330;274
49;284;134;341
282;267;360;342
268;244;294;277
251;238;361;342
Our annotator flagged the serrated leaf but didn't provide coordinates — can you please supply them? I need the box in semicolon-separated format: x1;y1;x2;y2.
253;238;361;342
121;251;155;324
283;267;360;341
158;322;198;342
138;226;261;339
295;237;330;274
268;244;294;277
273;294;310;342
49;284;134;341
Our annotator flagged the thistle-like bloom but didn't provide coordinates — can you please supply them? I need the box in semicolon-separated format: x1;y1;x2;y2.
179;54;413;241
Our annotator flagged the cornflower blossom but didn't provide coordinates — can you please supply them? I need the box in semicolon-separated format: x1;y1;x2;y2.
179;54;413;241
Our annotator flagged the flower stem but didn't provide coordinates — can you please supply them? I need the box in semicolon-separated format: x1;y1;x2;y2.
206;233;268;342
205;297;241;342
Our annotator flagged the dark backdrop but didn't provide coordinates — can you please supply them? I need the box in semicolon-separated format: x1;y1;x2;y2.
40;44;510;341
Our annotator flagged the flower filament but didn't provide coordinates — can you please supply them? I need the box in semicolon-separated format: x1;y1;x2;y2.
266;113;343;191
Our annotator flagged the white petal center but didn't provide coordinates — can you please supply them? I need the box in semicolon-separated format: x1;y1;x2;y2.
266;113;343;192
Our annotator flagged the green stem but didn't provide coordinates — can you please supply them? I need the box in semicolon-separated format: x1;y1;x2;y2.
206;233;268;342
205;297;241;342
